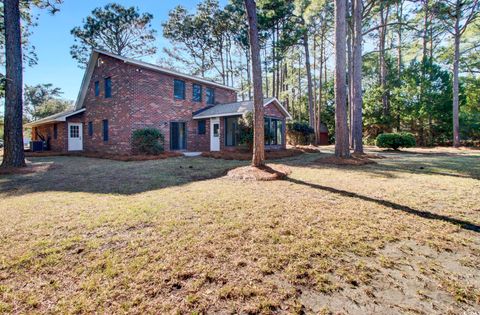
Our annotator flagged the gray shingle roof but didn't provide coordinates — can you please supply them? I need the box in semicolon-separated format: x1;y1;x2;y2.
24;108;85;127
193;97;279;119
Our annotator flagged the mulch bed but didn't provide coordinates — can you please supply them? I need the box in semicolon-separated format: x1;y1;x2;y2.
201;148;311;161
24;151;183;161
226;164;292;181
288;145;322;153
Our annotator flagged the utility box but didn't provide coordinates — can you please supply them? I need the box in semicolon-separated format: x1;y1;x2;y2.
30;141;44;152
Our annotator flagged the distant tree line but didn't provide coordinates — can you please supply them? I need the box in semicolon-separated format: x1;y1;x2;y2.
161;0;480;147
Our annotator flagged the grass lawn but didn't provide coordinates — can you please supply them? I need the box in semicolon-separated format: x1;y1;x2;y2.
0;147;479;314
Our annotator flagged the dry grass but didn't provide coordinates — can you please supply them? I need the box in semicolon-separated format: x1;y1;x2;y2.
0;146;479;314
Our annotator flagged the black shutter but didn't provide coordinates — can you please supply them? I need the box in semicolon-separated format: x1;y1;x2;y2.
88;122;93;137
198;120;206;134
103;120;109;141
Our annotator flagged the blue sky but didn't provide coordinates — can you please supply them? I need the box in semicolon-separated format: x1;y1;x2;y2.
23;0;227;102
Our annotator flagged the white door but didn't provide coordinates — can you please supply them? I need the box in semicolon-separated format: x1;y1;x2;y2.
68;123;83;151
210;118;220;151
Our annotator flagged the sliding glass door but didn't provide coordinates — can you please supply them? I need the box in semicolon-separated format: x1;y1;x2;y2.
170;122;186;150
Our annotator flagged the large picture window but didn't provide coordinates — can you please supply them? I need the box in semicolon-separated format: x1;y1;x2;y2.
264;117;283;145
225;117;240;146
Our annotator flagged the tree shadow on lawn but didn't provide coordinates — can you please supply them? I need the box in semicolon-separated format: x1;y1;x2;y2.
292;150;480;181
0;156;247;196
287;177;480;234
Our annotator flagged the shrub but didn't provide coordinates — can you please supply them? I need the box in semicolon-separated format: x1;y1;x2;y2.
286;121;315;145
376;132;416;150
132;128;164;155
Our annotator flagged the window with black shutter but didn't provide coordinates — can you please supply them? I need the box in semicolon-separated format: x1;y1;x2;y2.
174;79;186;100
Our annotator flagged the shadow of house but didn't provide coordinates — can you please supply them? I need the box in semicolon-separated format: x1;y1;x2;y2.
287;177;480;233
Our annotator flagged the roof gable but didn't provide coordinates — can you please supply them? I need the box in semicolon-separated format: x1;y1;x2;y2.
74;50;238;110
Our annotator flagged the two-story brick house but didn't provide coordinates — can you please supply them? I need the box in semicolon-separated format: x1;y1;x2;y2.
26;50;291;154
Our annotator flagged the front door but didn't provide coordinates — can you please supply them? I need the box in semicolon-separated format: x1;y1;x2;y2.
210;118;220;151
170;122;186;150
68;123;83;151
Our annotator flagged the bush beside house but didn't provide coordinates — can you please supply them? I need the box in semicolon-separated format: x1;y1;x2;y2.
286;121;315;145
132;128;165;155
376;132;416;150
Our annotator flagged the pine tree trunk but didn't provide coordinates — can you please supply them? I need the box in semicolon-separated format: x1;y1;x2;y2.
246;51;252;100
1;0;26;168
334;0;350;158
379;3;390;121
452;25;461;147
317;31;325;145
352;0;364;154
347;17;353;148
303;32;315;134
245;0;265;166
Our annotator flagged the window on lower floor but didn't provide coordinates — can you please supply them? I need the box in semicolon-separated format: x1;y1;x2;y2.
102;119;109;142
53;124;58;139
264;117;283;145
225;116;240;146
198;119;206;135
88;121;93;137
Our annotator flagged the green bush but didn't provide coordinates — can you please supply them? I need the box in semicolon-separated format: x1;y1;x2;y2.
132;128;164;155
286;121;315;145
376;132;416;150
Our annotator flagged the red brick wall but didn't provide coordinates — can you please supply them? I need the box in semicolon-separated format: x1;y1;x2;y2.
264;102;285;119
81;54;237;154
31;123;67;151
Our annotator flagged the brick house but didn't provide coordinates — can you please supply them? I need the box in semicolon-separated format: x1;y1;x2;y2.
26;50;291;154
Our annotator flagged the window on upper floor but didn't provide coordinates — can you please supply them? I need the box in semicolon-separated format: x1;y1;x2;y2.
104;77;112;98
192;84;202;102
94;81;100;97
206;87;215;105
174;79;186;100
